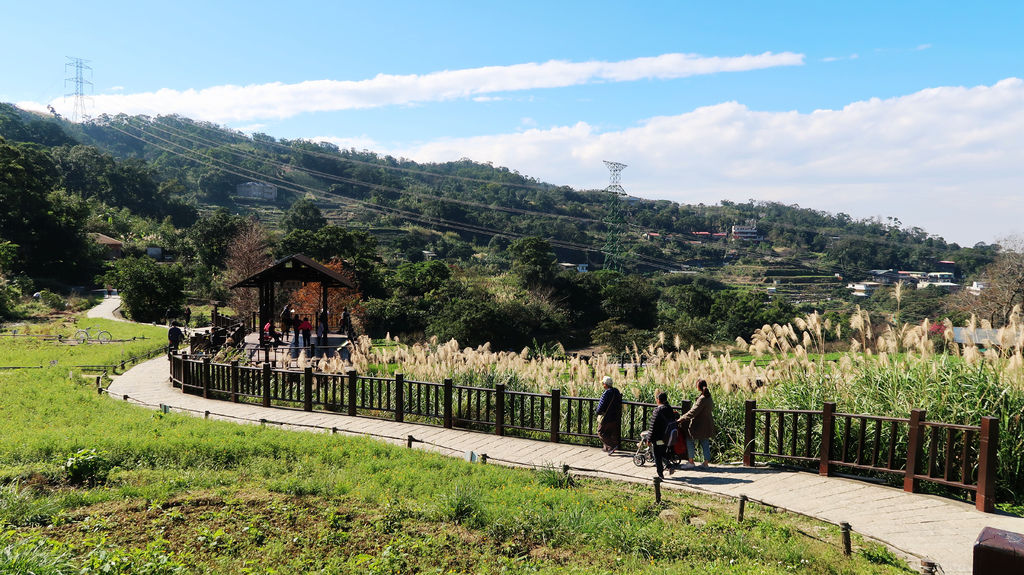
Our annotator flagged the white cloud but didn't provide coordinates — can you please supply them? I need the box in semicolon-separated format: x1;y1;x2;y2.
39;52;803;122
14;100;48;114
391;79;1024;246
916;44;933;51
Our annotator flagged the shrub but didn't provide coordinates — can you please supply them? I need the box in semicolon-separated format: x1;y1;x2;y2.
38;290;66;310
64;449;108;487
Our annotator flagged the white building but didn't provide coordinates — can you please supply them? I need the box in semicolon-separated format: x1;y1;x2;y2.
847;281;881;297
731;224;760;241
236;181;278;201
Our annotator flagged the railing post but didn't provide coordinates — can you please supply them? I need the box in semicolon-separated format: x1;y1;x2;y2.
904;409;926;493
976;416;999;512
181;353;189;392
550;389;561;443
494;384;505;436
391;372;403;421
262;363;272;408
819;402;836;476
230;360;239;403
202;357;211;399
744;399;756;466
347;369;357;416
443;378;453;429
303;367;313;412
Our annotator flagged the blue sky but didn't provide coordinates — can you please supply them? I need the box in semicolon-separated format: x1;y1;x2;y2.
3;1;1023;246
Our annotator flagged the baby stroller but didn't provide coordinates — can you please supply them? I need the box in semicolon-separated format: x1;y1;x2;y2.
633;429;686;468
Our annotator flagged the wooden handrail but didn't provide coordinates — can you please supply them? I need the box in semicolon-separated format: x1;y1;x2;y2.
743;399;998;512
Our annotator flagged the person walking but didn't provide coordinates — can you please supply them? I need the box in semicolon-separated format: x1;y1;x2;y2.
596;376;622;454
291;311;301;343
317;307;329;348
298;317;313;349
183;306;191;327
647;391;675;479
167;322;184;353
341;307;352;338
280;305;292;342
677;379;716;469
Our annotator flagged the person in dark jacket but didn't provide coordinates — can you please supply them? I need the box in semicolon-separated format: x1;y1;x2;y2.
167;322;184;352
596;376;622;454
677;379;716;469
647;391;675;479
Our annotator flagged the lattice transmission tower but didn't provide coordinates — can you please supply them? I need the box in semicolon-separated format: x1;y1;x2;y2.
64;57;93;122
601;161;628;271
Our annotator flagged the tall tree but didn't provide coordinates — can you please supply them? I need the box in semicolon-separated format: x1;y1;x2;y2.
187;207;245;269
99;256;185;322
509;236;557;289
281;198;327;233
224;218;273;325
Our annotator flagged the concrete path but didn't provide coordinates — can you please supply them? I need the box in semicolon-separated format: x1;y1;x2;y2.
86;294;131;323
92;297;1024;575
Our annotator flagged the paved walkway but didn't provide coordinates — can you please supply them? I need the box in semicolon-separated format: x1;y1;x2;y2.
96;298;1024;575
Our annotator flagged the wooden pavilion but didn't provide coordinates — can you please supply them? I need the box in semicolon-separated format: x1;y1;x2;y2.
229;254;356;347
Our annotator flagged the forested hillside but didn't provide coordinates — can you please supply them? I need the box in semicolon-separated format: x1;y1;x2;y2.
1;103;1009;350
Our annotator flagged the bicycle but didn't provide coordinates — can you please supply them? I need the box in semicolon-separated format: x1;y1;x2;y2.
74;326;112;344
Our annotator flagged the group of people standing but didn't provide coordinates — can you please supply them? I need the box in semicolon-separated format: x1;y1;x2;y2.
268;305;353;350
277;306;315;348
596;376;715;479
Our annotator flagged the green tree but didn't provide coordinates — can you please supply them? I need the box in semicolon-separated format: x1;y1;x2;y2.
187;207;245;269
509;236;557;289
99;256;185;322
600;274;659;329
0;139;101;283
390;260;452;298
281;198;327;233
278;226;383;297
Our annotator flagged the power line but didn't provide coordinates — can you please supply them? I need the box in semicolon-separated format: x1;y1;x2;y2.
110;119;698;272
146;115;563;193
109;121;693;270
125;116;615;229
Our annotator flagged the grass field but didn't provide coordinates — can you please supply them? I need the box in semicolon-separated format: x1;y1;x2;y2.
0;316;911;574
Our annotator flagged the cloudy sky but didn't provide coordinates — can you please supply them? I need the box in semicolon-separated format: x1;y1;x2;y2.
4;1;1022;246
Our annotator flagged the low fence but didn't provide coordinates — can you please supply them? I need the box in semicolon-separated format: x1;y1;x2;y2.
169;353;680;448
168;354;1000;512
742;400;999;512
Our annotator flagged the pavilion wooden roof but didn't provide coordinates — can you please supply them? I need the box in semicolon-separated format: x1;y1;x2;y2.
229;254;356;290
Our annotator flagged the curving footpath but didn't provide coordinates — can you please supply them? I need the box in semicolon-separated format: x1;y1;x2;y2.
96;299;1023;575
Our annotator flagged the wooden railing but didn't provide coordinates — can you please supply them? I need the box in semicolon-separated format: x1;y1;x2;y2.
742;400;999;512
168;354;687;449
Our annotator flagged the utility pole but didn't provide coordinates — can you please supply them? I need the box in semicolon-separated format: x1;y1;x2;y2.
601;161;628;271
64;57;93;122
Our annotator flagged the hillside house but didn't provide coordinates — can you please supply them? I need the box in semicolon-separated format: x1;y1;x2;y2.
967;281;988;296
91;233;123;259
847;281;881;297
918;271;958;292
236;181;278;201
731;224;760;241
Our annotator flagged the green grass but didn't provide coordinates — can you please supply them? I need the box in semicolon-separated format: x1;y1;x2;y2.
0;317;911;573
0;318;167;372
